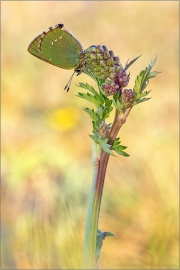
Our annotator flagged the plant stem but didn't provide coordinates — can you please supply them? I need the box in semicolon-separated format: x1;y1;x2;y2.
82;141;102;269
82;107;132;269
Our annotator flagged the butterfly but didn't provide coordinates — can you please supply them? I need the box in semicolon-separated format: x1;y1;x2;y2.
27;24;86;91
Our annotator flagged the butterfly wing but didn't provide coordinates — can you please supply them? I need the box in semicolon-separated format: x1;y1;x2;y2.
27;24;83;70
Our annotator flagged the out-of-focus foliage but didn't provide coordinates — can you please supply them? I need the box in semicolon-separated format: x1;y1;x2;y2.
1;1;179;269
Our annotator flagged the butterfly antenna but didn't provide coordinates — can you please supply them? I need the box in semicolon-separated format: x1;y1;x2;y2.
64;71;76;92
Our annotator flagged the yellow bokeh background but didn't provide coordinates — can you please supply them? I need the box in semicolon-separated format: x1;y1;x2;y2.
1;1;179;269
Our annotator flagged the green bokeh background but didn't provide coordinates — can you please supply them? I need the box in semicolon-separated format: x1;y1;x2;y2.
1;1;179;269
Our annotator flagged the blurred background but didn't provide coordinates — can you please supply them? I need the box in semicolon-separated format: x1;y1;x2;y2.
1;1;179;269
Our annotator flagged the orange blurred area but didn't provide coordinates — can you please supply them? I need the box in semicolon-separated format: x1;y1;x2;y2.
1;1;179;269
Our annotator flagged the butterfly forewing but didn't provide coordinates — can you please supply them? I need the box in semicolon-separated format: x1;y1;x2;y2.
28;25;83;70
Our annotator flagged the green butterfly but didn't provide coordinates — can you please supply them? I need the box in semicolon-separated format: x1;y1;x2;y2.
27;24;86;90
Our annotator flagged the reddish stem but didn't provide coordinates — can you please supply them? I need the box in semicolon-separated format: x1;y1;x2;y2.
96;107;132;218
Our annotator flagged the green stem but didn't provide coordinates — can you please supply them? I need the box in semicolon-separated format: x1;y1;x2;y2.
82;107;132;269
82;141;102;269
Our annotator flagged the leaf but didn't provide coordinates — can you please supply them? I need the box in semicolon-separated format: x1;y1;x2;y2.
133;56;160;95
124;54;142;70
89;135;115;155
133;97;151;106
83;108;99;121
112;93;123;111
78;82;97;96
112;138;129;157
101;143;115;156
77;82;104;102
96;229;115;264
102;105;113;119
77;92;101;107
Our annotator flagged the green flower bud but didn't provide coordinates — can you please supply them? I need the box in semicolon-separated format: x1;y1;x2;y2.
96;45;104;53
93;66;101;72
102;45;108;52
99;60;107;67
84;45;126;88
115;64;123;73
93;71;104;78
85;59;92;65
109;50;114;57
96;53;104;60
103;50;110;59
108;66;116;73
89;52;97;60
91;60;99;66
107;57;114;66
88;45;97;52
113;56;120;65
109;73;116;79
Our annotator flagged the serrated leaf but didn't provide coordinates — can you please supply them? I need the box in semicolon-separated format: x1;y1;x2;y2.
133;97;151;106
103;231;115;237
112;138;129;157
101;143;115;156
96;229;115;264
102;105;113;119
89;135;116;156
141;90;151;97
112;94;123;111
124;54;142;70
133;56;159;95
114;150;129;157
77;92;101;107
83;108;99;121
78;82;97;96
77;82;104;103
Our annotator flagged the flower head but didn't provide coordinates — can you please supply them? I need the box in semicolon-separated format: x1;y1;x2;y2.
121;89;135;109
83;45;129;95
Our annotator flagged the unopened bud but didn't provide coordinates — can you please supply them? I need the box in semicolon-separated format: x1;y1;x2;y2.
107;57;114;66
118;70;129;88
109;51;114;57
102;80;120;96
113;56;120;65
97;53;104;60
96;45;104;53
121;89;135;108
98;121;109;137
103;50;110;59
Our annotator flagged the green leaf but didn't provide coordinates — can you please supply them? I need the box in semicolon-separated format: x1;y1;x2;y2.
112;93;123;112
89;135;115;156
124;54;142;70
77;92;101;107
102;105;113;119
96;229;115;264
78;82;104;99
78;82;97;96
133;56;160;95
112;138;129;157
101;143;115;156
83;108;99;121
133;97;151;105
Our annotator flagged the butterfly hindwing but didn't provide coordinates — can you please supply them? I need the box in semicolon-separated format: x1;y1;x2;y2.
28;24;83;70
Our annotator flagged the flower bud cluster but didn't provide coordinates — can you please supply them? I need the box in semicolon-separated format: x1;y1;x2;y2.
85;45;123;80
101;80;119;96
121;89;135;108
83;45;129;95
98;121;109;137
